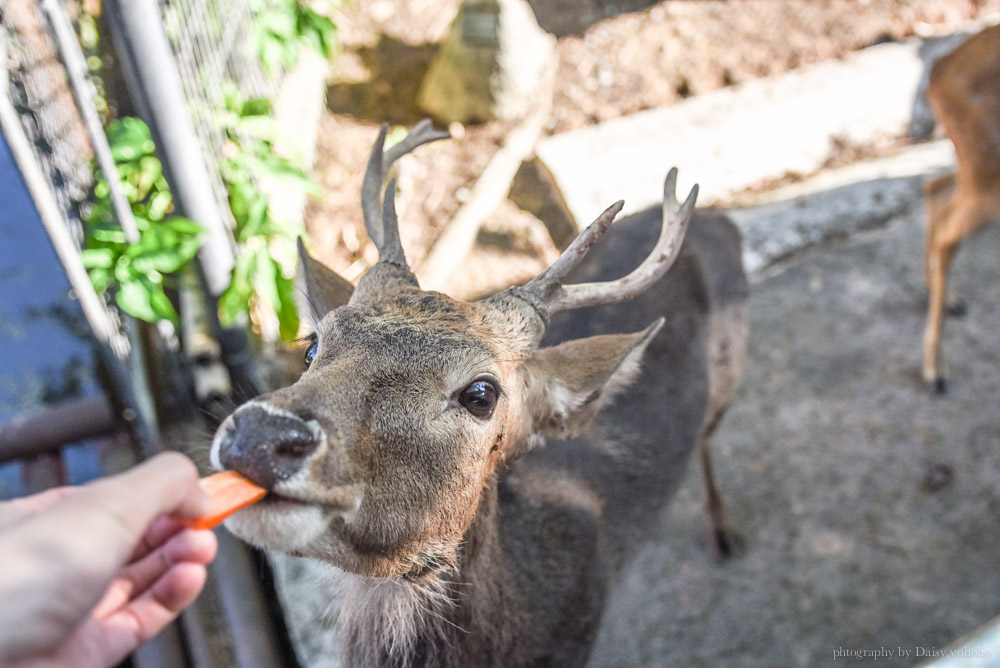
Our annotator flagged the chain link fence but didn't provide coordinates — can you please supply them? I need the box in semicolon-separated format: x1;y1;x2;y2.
1;0;130;361
160;0;283;234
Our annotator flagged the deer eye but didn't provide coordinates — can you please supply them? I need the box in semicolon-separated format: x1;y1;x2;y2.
304;340;318;367
458;379;499;419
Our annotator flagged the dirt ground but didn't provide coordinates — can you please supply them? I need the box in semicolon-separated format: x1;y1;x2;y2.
304;0;1000;297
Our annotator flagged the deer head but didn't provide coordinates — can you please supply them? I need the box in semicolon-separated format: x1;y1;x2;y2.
210;121;698;579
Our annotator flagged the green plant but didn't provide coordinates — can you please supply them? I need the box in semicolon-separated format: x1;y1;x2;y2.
252;0;339;74
82;118;202;324
216;92;319;340
80;1;338;340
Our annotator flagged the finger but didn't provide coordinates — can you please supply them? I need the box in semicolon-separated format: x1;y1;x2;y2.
0;487;77;531
95;562;208;667
48;453;210;567
128;516;185;563
89;452;210;528
0;453;211;642
92;529;217;620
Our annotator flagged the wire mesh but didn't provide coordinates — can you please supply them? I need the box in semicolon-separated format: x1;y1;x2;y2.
1;0;130;361
2;1;93;246
159;0;284;234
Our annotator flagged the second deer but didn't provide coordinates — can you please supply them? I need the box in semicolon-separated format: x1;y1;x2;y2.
922;23;1000;392
210;121;747;666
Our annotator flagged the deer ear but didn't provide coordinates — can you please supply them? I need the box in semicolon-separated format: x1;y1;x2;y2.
296;238;354;326
526;318;664;440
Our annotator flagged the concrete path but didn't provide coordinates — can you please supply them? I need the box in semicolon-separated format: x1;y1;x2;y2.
534;21;998;228
729;140;954;275
537;37;931;221
588;173;1000;668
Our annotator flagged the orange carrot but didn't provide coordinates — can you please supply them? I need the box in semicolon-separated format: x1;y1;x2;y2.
175;471;267;530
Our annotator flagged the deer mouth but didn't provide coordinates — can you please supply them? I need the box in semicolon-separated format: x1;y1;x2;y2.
259;493;311;508
256;483;362;514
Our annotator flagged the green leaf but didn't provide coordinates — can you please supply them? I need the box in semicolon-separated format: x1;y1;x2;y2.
114;255;135;283
81;247;115;269
147;191;173;221
254;248;280;312
227;179;255;226
275;269;300;340
240;98;272;117
88;266;112;294
235;116;280;142
90;227;127;244
107;118;155;163
237;197;270;241
116;276;177;324
148;285;179;323
299;9;337;58
134;156;163;202
131;247;187;274
218;286;248;326
116;278;158;322
174;234;203;266
162;217;203;235
219;252;256;325
235;154;320;195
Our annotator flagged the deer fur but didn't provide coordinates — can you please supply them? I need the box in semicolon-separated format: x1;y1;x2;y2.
922;24;1000;392
211;124;747;666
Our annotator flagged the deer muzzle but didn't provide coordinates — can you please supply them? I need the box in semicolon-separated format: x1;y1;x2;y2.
213;402;321;490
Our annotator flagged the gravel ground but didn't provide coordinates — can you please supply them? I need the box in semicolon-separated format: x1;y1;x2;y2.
587;188;1000;668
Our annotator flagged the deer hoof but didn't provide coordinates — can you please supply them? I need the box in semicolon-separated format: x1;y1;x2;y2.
711;525;746;560
922;291;968;318
931;377;948;395
946;298;968;318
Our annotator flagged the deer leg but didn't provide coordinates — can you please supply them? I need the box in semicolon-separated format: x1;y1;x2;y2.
923;174;966;318
699;436;744;559
923;235;966;318
922;238;959;393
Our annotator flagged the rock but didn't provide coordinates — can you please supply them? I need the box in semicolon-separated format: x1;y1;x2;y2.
417;0;556;124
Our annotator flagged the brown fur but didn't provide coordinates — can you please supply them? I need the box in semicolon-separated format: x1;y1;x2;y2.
922;24;1000;389
212;136;747;665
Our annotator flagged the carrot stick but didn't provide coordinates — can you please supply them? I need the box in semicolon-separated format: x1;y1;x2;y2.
175;471;267;530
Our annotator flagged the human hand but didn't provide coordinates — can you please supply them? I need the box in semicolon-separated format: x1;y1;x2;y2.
0;452;218;668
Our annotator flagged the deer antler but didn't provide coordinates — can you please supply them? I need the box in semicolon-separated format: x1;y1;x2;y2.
519;168;698;317
361;120;450;260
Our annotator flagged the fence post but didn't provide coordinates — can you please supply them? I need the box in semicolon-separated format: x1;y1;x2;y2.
103;0;264;401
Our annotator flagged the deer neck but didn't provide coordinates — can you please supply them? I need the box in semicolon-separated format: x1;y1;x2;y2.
337;479;512;667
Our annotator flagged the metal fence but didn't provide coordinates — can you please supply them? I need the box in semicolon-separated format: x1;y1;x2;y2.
2;1;94;246
160;0;281;234
1;0;132;360
1;1;295;665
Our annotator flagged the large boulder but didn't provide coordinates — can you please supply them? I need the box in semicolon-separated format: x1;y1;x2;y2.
418;0;556;124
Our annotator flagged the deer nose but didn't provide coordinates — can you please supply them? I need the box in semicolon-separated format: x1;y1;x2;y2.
216;404;319;489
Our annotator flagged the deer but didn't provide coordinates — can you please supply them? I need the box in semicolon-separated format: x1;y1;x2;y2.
922;23;1000;393
209;120;748;667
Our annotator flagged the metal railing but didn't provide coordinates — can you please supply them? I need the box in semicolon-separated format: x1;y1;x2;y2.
0;1;296;665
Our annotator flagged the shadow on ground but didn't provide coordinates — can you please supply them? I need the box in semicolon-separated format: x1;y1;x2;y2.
526;0;659;36
588;183;1000;667
326;35;438;125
